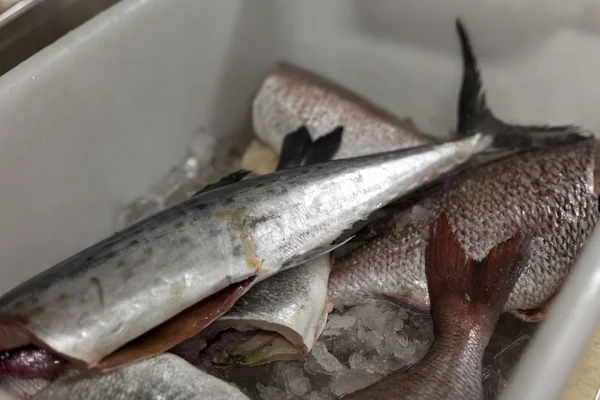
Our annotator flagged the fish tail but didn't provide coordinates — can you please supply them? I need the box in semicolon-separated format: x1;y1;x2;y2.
455;19;590;151
426;214;530;333
455;19;491;136
276;126;343;170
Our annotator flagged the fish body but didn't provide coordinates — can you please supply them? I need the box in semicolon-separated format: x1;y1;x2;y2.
0;133;491;371
252;62;436;159
344;216;529;399
31;354;250;400
330;139;600;320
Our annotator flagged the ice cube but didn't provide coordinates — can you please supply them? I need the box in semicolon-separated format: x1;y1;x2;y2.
289;375;311;396
183;156;200;179
397;332;409;347
274;362;311;397
348;353;369;371
324;315;356;331
310;342;345;375
257;383;289;400
329;369;381;397
322;314;357;336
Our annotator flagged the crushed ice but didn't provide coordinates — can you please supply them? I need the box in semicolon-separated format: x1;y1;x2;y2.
202;302;433;400
115;131;537;400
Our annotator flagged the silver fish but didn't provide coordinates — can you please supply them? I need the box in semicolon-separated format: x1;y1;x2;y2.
252;62;436;159
343;216;530;400
0;133;491;372
31;354;250;400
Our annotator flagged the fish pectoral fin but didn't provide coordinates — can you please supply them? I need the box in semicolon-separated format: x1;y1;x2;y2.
455;19;589;151
192;169;252;197
509;294;556;323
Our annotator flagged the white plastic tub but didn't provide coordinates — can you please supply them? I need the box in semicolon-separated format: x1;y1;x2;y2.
1;0;600;399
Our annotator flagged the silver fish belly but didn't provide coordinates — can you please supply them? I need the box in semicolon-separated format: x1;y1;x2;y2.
0;133;490;369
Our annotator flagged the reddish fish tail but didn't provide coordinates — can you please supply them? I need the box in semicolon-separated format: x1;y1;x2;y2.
426;215;530;334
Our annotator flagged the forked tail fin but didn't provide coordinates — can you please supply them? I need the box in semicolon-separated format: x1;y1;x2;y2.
455;19;589;151
426;215;530;332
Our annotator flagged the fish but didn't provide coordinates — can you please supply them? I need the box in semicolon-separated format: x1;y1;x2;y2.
252;62;436;160
0;129;492;376
329;20;598;322
30;354;250;400
342;215;530;400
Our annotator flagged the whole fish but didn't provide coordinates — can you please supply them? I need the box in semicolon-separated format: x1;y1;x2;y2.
252;62;436;159
0;130;492;376
342;215;530;400
31;354;250;400
329;21;597;322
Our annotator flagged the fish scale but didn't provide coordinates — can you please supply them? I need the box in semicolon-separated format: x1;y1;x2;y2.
330;140;600;320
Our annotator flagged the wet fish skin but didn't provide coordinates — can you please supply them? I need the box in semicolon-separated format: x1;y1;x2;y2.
31;354;250;400
330;139;600;321
343;216;530;400
0;132;490;370
252;62;435;159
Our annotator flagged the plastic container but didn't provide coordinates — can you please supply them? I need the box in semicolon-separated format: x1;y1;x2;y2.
1;0;600;399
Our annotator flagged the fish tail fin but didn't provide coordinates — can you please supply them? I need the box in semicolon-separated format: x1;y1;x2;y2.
455;19;590;151
455;18;492;136
426;214;530;334
276;126;343;170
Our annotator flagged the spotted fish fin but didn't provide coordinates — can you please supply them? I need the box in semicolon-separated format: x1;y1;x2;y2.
455;19;589;151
